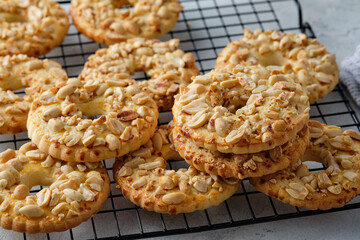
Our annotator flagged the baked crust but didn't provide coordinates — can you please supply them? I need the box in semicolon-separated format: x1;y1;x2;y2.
250;121;360;210
113;124;239;215
0;142;110;233
79;38;199;111
0;55;68;134
215;29;339;103
27;78;159;162
173;125;310;179
70;0;183;45
172;65;310;154
0;0;69;57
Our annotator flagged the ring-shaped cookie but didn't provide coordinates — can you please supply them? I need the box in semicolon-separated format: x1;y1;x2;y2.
79;38;199;111
0;0;69;57
215;29;339;103
70;0;183;44
0;142;110;233
173;124;309;179
113;125;239;215
27;78;159;162
250;121;360;210
172;65;310;154
0;55;68;134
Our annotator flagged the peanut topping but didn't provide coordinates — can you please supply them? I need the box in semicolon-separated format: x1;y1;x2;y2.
285;183;309;200
19;205;44;218
162;192;186;205
13;184;30;200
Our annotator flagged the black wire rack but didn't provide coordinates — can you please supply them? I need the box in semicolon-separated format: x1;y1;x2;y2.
1;0;360;239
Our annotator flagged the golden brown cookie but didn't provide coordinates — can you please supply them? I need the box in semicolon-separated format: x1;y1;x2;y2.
172;64;310;154
70;0;183;44
0;0;69;57
79;38;199;111
27;78;159;162
113;124;239;215
215;29;339;103
250;121;360;210
0;55;68;134
0;142;110;233
173;125;309;179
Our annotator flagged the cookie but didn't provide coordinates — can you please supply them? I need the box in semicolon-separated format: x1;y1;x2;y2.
172;64;309;154
173;125;309;179
27;78;158;162
113;124;239;215
70;0;183;44
250;121;360;210
215;29;339;103
0;55;67;134
79;38;199;111
0;142;110;233
0;0;69;57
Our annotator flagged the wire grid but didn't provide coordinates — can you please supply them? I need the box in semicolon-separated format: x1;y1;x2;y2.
1;0;360;239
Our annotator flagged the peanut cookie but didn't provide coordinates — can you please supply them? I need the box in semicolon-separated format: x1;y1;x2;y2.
70;0;183;44
113;124;239;215
173;125;309;179
79;38;199;111
215;29;339;103
27;78;158;162
251;121;360;210
0;142;110;233
0;0;69;57
0;55;67;134
172;65;310;154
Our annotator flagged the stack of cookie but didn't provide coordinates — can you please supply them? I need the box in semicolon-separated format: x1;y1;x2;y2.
166;29;360;212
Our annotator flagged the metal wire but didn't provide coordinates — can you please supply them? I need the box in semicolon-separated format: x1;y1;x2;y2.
4;0;360;239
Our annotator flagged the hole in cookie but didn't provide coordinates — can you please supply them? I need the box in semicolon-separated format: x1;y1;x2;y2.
167;159;189;171
301;152;327;173
258;51;286;67
0;13;28;23
205;85;248;113
132;71;150;82
20;169;55;189
77;102;106;118
302;161;325;173
111;0;132;9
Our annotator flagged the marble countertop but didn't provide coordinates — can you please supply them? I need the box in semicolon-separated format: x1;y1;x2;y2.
162;0;360;239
